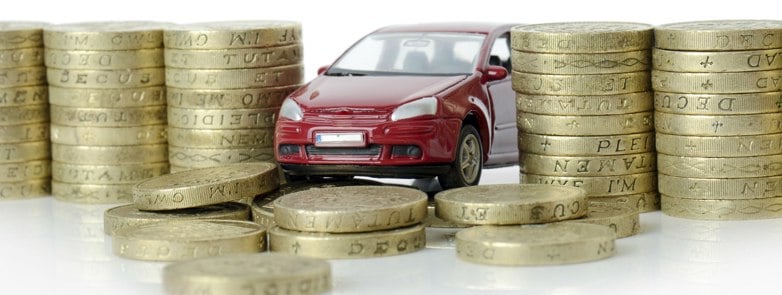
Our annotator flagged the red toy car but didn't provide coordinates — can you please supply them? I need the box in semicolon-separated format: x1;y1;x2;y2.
275;23;518;188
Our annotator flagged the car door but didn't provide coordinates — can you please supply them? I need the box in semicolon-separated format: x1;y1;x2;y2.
485;32;518;166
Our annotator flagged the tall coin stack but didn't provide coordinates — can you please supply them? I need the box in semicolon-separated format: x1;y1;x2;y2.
511;22;659;212
164;21;303;172
44;22;170;204
653;20;782;220
0;22;50;200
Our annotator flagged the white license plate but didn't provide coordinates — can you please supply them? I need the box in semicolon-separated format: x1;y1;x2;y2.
315;132;365;147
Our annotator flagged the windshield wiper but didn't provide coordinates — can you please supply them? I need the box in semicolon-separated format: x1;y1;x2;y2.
325;69;366;76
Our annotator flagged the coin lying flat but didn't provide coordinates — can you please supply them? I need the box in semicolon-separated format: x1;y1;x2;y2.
455;223;616;266
520;152;656;176
434;184;587;225
655;133;782;157
566;203;640;238
103;202;250;235
164;44;303;69
653;48;782;72
511;22;653;53
520;172;658;196
168;127;274;148
167;146;275;168
163;253;331;295
273;185;427;233
0;86;47;108
588;191;660;213
516;92;653;116
48;86;166;108
511;50;649;74
49;124;167;146
133;162;279;211
269;224;425;259
112;220;266;261
52;143;167;164
164;20;301;50
652;69;782;94
0;178;49;200
517;132;655;156
518;111;654;136
45;48;164;69
0;141;49;163
513;71;650;95
661;194;782;220
0;21;47;49
52;181;134;204
658;174;782;200
654;91;782;115
43;21;168;50
0;47;44;68
655;20;782;51
654;112;782;136
166;85;297;109
657;153;782;178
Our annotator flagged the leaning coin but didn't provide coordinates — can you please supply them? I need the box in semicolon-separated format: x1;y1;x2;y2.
652;70;782;94
657;153;782;178
0;178;49;200
164;20;301;50
512;50;649;74
513;71;649;95
103;202;250;235
517;132;655;156
520;172;657;196
133;162;279;211
658;174;782;200
516;92;653;115
654;112;782;136
589;191;660;213
565;203;640;238
43;21;167;50
511;22;653;53
0;47;44;68
166;85;297;109
112;220;266;261
165;65;302;89
455;223;616;266
273;185;427;233
661;194;782;220
50;124;167;146
655;20;782;51
655;133;782;157
654;91;782;115
518;111;654;136
49;86;165;108
520;152;655;176
269;224;425;259
0;21;46;49
164;44;303;69
45;48;164;69
163;253;331;295
434;184;587;225
653;48;782;72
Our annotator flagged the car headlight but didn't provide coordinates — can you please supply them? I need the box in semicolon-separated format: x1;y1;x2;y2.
391;97;437;121
279;98;303;121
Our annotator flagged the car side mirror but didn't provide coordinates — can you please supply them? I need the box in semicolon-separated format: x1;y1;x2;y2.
483;65;508;82
317;65;330;75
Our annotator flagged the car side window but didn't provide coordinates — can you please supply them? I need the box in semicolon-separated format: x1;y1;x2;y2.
489;33;511;72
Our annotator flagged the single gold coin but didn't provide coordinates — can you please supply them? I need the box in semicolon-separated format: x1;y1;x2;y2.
167;106;276;129
657;153;782;178
269;224;425;259
520;152;655;176
53;161;169;184
50;105;166;127
0;85;47;107
655;112;782;136
163;253;331;295
517;111;654;136
511;22;653;53
52;143;167;164
168;146;275;168
273;185;427;233
168;127;274;148
47;67;165;88
0;21;46;49
0;140;49;162
455;223;616;266
434;184;587;225
52;181;133;204
45;48;163;69
164;20;301;50
652;70;782;94
655;20;782;51
49;85;166;108
112;220;266;261
516;91;652;115
103;202;250;235
165;64;302;89
512;71;649;95
43;21;167;50
165;44;303;69
654;91;782;115
658;174;782;200
0;122;49;143
520;172;657;196
653;48;782;72
0;47;43;68
50;124;167;146
588;191;660;213
566;203;640;238
0;66;46;87
0;104;47;125
517;132;655;156
166;85;297;109
0;178;49;200
655;133;782;157
133;162;279;211
512;50;649;74
0;160;49;181
661;194;782;220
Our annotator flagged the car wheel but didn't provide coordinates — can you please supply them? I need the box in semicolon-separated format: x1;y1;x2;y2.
438;125;482;189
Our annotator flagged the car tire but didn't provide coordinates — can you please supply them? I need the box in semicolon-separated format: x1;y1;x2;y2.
438;125;482;189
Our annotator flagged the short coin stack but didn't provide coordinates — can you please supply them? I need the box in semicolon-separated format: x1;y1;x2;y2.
269;185;428;259
653;20;782;220
164;21;303;172
0;22;50;200
44;21;169;204
511;22;659;212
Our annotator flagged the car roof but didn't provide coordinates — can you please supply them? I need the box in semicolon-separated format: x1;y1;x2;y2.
374;22;517;35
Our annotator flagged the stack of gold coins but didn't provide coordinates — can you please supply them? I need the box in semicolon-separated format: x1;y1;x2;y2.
44;21;170;204
269;185;428;259
653;20;782;220
163;21;303;172
0;22;50;200
511;22;659;212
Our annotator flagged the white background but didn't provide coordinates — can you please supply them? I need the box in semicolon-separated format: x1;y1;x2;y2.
2;0;782;294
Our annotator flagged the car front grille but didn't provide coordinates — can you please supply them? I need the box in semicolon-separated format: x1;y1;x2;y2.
305;144;382;156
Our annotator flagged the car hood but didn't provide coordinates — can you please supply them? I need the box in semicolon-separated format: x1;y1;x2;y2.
291;75;467;112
